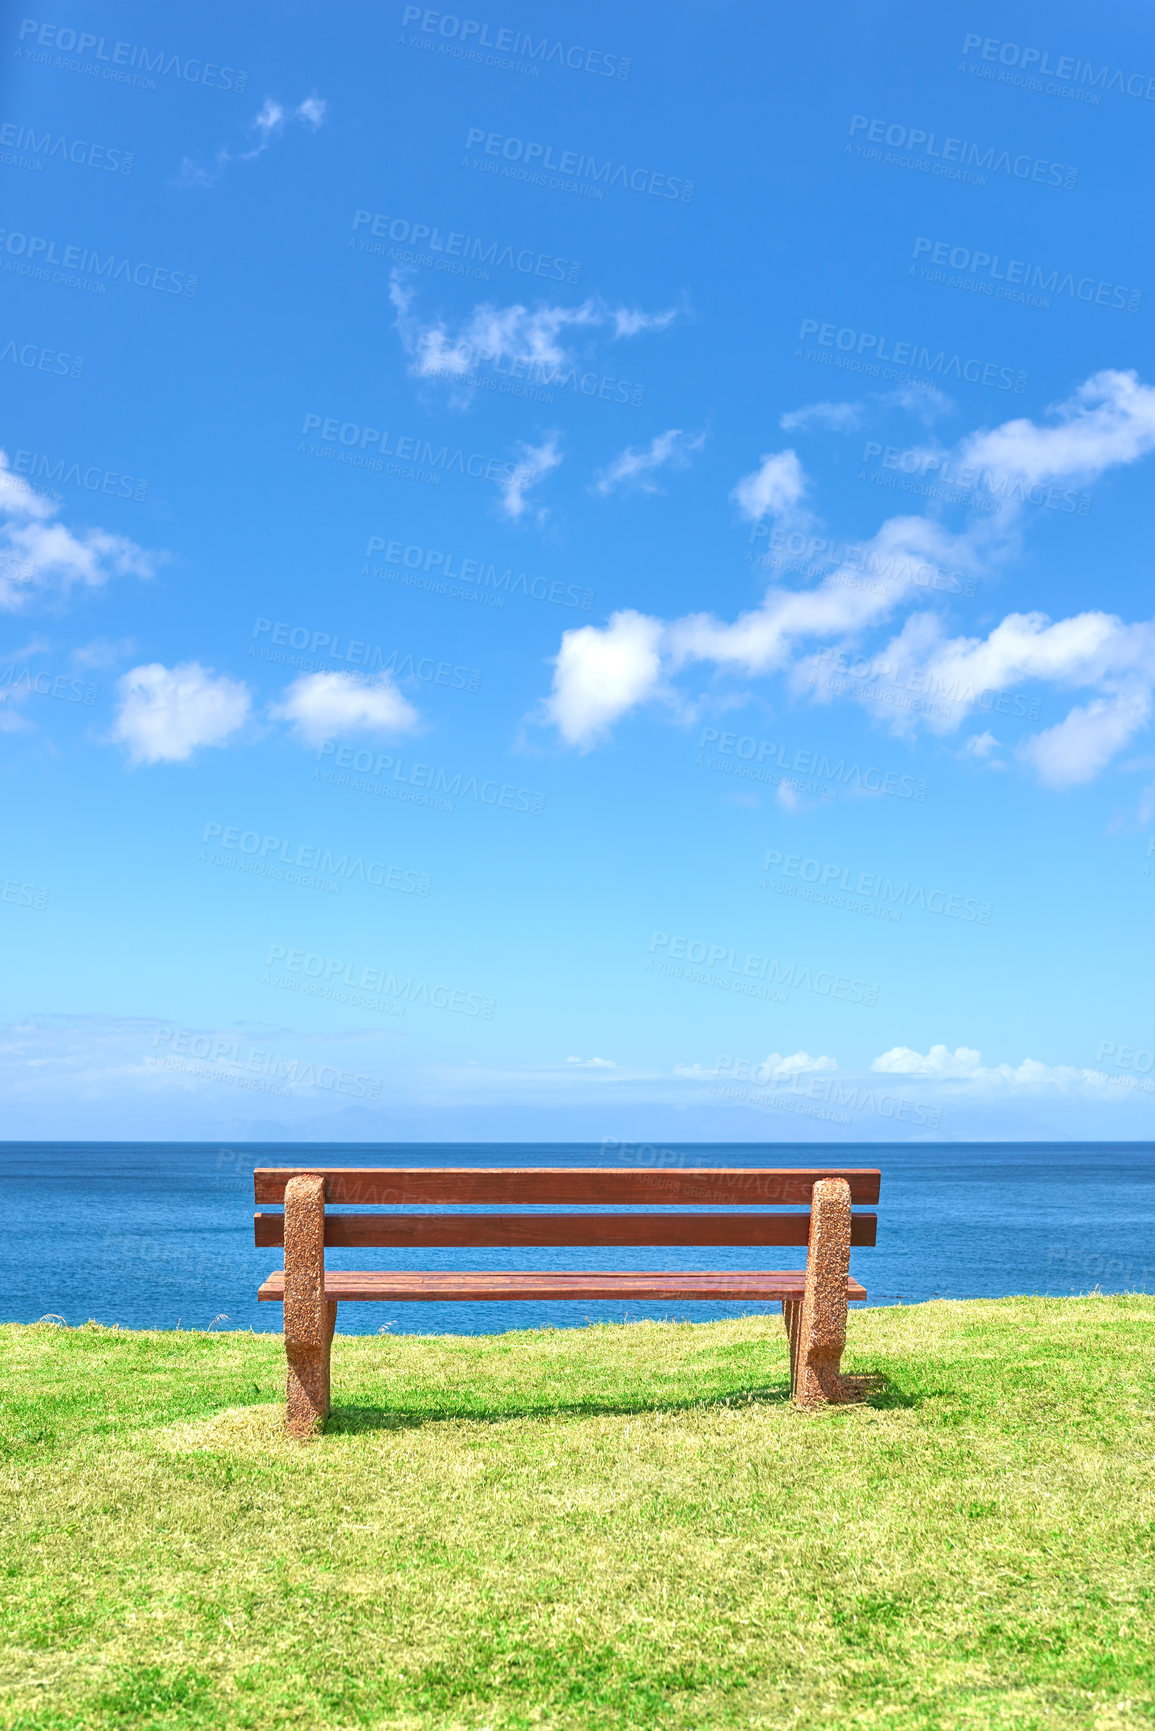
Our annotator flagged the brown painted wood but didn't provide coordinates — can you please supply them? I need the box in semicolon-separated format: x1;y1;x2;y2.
254;1210;878;1248
253;1166;882;1206
258;1269;868;1302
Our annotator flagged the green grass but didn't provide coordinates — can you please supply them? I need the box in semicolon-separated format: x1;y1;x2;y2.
1;1296;1153;1730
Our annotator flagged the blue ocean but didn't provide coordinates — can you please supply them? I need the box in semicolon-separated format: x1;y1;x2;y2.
3;1142;1153;1336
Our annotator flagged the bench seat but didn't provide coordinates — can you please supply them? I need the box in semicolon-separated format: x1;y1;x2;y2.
259;1269;868;1302
255;1165;881;1433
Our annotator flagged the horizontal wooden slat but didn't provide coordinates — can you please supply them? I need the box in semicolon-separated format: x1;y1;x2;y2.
258;1270;868;1302
254;1210;877;1249
253;1166;881;1207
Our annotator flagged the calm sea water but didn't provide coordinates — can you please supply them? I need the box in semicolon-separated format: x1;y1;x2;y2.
3;1141;1153;1336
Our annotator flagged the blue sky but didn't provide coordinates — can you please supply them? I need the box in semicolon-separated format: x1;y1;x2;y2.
2;0;1155;1141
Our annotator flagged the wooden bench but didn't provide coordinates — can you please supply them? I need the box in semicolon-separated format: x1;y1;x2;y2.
254;1164;880;1436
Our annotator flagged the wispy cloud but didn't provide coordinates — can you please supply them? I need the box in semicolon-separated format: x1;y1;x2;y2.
540;369;1155;788
390;278;678;392
70;638;138;671
500;435;563;522
882;383;954;423
779;401;863;434
610;306;678;338
779;386;953;435
593;427;706;496
174;94;327;188
0;453;156;611
958;368;1155;483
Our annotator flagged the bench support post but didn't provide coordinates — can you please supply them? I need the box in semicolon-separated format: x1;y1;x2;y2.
782;1298;803;1394
791;1177;853;1406
283;1175;337;1438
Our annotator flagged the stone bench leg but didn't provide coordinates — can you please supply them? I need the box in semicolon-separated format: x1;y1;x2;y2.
792;1177;853;1407
284;1175;337;1438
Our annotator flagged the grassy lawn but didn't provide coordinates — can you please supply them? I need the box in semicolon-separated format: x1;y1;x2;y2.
1;1296;1153;1730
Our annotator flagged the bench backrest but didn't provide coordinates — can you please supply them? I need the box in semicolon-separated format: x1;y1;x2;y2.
254;1166;881;1248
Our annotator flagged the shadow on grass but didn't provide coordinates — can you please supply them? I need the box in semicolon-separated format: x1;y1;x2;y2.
842;1373;918;1410
324;1374;913;1432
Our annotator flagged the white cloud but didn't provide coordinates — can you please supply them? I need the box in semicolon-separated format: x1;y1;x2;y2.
0;452;156;610
930;609;1144;692
565;1055;616;1067
779;402;863;434
872;1044;984;1077
959;368;1155;485
2;1015;1149;1140
111;663;251;765
500;435;562;521
780;388;952;436
70;637;138;671
391;280;678;384
675;511;973;676
868;1043;1144;1096
543;511;976;747
881;384;954;423
270;671;419;748
540;372;1155;787
610;306;678;337
759;1051;838;1077
544;609;665;749
730;449;807;522
593;428;706;495
963;730;1000;760
1018;688;1152;787
875;607;1155;776
175;94;326;187
673;1051;836;1082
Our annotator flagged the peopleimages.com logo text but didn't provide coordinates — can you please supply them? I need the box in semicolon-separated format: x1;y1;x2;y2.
250;618;482;692
860;441;1091;515
647;932;879;1005
15;19;248;89
150;1028;383;1100
0;120;133;173
200;823;431;893
10;447;148;502
1;874;49;909
0;333;83;376
0;229;196;295
748;522;977;595
315;743;547;815
960;33;1155;100
351;208;581;283
797;317;1026;392
760;849;992;924
465;128;694;200
712;1058;943;1129
300;414;514;483
401;7;630;77
0;662;96;704
696;728;928;801
264;944;496;1019
366;536;594;610
848;113;1077;187
911;237;1141;312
